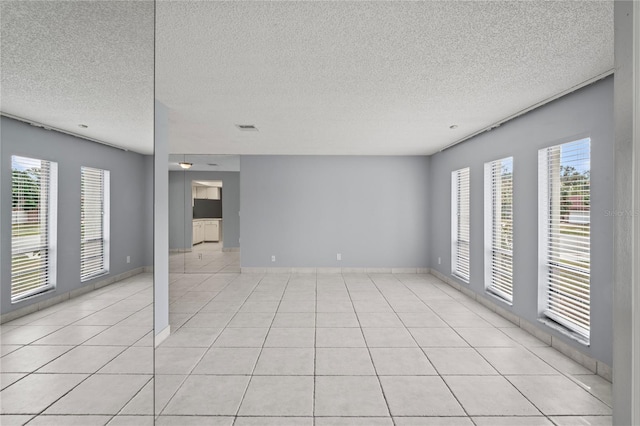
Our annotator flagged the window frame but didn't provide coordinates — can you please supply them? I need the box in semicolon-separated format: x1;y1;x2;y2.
10;155;58;302
451;167;471;282
484;156;514;304
80;166;110;282
538;138;591;340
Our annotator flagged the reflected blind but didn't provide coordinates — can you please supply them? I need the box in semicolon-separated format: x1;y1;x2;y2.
486;157;514;302
452;167;470;282
539;139;590;338
81;167;109;281
11;156;58;301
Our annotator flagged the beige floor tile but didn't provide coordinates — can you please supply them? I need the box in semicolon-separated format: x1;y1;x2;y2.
238;376;314;416
382;376;465;416
409;328;469;347
397;312;449;327
477;347;560;375
423;347;498;375
271;312;315;328
264;328;315;347
254;348;314;375
154;347;206;375
162;375;250;415
28;415;112;425
155;415;234;425
316;348;376;375
548;415;612;426
393;417;473;426
44;374;150;415
370;347;437;375
357;312;404;327
316;328;366;347
159;327;221;347
507;375;612;416
454;327;518;347
212;328;269;347
192;347;261;375
32;326;109;346
315;376;389;416
445;375;541;416
228;312;275;328
38;345;124;373
1;373;87;414
472;417;553;425
0;345;73;373
316;418;393;426
98;347;153;374
316;312;359;327
235;417;313;426
362;328;418;347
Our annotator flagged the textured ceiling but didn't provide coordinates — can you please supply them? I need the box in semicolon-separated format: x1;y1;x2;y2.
157;1;614;156
1;1;154;154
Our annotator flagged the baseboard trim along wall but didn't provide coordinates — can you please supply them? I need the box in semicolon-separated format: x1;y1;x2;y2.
429;268;612;382
241;267;431;274
0;266;149;324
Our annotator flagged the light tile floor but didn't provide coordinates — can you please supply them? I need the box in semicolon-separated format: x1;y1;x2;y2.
156;272;612;425
0;273;154;425
1;264;613;426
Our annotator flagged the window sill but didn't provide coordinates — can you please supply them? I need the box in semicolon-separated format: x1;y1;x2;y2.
538;317;590;347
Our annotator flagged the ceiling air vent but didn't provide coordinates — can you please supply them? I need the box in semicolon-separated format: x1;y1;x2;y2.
207;163;218;167
236;124;258;131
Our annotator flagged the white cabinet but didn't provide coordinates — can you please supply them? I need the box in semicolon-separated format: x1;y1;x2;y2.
194;186;220;200
192;221;204;245
204;221;219;241
193;220;220;244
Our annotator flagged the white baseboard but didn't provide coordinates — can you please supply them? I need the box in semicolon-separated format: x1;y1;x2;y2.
241;266;430;274
154;325;171;347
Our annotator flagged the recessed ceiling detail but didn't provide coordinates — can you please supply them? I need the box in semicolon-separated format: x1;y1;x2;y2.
236;124;258;131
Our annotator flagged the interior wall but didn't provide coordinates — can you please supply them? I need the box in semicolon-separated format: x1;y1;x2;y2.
240;155;430;268
168;170;240;250
428;77;614;366
154;100;169;338
0;116;153;315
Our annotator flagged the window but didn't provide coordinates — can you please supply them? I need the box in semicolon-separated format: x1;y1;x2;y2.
11;155;58;302
538;138;590;339
484;157;514;302
452;167;470;282
81;167;110;281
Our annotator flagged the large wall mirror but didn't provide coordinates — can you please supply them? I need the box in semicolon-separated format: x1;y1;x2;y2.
0;1;155;422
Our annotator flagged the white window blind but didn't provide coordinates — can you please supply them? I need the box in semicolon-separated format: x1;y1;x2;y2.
452;167;470;282
484;157;514;302
11;155;58;302
81;167;110;281
538;138;590;339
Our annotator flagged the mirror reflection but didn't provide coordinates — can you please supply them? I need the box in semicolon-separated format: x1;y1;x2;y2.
0;0;154;422
168;154;241;274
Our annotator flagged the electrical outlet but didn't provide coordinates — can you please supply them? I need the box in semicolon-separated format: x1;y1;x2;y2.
337;253;342;261
126;256;130;264
438;257;441;265
271;255;276;262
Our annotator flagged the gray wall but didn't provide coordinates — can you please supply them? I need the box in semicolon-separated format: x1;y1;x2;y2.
1;116;153;315
169;171;240;250
428;77;614;366
240;155;430;268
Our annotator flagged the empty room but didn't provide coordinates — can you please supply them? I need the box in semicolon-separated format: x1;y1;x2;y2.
2;1;639;426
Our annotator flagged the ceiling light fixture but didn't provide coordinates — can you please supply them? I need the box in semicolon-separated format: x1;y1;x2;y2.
78;124;88;128
449;125;458;129
178;162;193;169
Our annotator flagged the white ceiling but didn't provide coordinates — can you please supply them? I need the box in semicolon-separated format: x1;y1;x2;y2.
0;1;154;155
157;1;614;156
168;154;240;172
